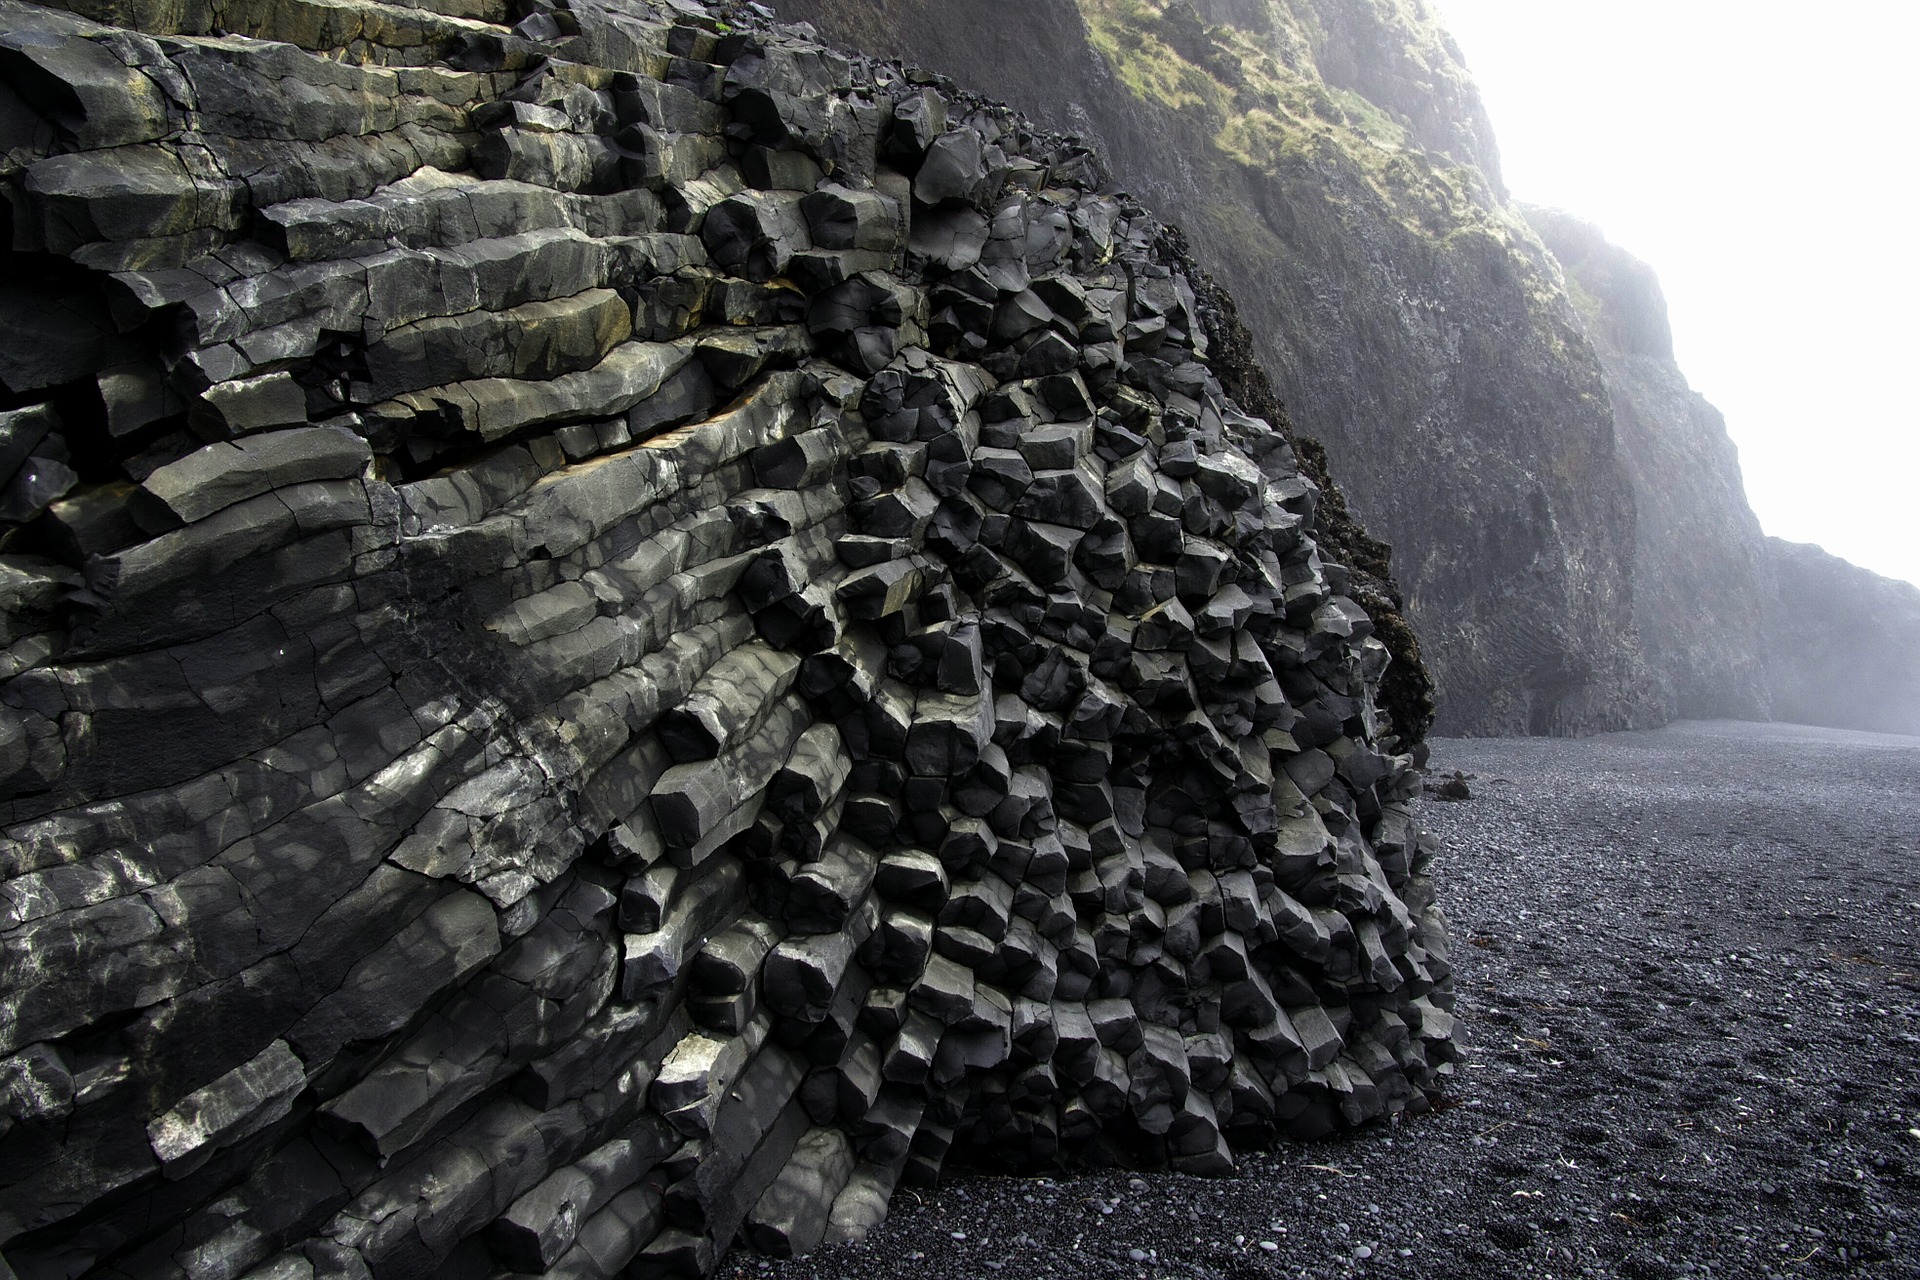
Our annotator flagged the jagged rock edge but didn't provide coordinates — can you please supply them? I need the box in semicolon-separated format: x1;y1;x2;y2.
0;0;1458;1276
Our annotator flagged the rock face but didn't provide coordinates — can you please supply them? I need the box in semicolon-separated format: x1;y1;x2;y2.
1527;209;1920;737
773;0;1920;742
1764;540;1920;737
0;1;1456;1276
1523;208;1774;724
773;0;1659;735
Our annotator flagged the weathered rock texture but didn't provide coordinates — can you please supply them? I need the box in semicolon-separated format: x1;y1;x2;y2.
773;0;1920;742
772;0;1658;736
0;0;1455;1276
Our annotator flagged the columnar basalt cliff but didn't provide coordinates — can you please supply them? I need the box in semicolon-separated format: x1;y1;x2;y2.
0;0;1456;1275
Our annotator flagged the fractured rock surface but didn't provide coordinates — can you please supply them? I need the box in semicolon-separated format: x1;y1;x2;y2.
774;0;1920;743
0;0;1456;1275
771;0;1655;736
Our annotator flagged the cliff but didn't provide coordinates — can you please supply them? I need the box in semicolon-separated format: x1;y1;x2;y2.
1527;209;1920;736
1523;207;1774;723
1765;539;1920;736
774;0;1920;742
774;0;1658;735
0;0;1456;1274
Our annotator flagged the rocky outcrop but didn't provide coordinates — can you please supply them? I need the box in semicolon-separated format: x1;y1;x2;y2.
774;0;1920;743
773;0;1659;735
0;0;1456;1276
1764;540;1920;736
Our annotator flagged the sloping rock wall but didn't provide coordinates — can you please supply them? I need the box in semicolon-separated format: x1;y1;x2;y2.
0;0;1455;1276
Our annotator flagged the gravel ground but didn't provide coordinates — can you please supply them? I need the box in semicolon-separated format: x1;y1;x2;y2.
740;720;1920;1280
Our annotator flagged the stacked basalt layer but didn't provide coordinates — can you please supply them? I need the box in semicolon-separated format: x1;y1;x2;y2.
0;0;1456;1276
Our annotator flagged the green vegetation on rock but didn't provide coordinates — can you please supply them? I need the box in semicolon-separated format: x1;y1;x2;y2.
1078;0;1576;337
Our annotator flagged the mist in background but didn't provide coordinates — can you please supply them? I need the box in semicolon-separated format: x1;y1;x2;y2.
1433;0;1920;588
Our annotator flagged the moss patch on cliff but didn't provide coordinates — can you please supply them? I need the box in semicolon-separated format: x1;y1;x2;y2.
1081;0;1471;232
1077;0;1582;339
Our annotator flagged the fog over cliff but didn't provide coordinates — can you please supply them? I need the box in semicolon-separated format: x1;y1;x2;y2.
1437;0;1920;594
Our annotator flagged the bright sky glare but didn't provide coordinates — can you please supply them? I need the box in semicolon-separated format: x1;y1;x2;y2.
1430;0;1920;587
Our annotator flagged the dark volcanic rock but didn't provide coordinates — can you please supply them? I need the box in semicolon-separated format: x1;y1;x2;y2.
0;1;1450;1276
752;720;1920;1280
1176;248;1436;747
775;0;1920;744
772;0;1658;736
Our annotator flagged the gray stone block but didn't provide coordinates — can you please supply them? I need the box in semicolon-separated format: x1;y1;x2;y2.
147;1040;306;1179
701;190;810;282
135;426;370;528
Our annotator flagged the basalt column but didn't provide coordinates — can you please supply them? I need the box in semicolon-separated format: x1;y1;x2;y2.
0;2;1456;1276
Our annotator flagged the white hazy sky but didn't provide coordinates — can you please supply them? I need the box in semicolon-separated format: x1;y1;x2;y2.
1429;0;1920;588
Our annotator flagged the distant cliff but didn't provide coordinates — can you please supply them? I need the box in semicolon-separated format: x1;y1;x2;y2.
1527;210;1920;737
777;0;1919;739
1525;207;1773;724
1765;540;1920;736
